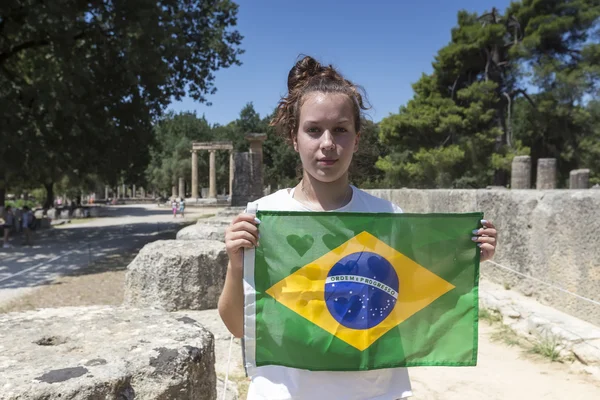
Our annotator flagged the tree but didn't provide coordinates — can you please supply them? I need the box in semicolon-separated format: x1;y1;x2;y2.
379;1;599;188
349;119;387;187
507;0;600;185
0;0;243;206
262;111;299;189
580;100;600;185
145;111;213;194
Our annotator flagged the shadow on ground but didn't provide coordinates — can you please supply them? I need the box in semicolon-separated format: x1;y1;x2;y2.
0;219;195;291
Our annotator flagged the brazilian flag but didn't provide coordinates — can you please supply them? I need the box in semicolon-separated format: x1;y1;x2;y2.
243;211;482;373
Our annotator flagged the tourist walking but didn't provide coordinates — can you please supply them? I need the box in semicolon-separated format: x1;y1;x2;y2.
2;206;14;248
171;198;178;218
21;206;33;246
179;198;185;218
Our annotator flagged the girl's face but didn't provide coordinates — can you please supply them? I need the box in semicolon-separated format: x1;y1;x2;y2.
293;92;359;184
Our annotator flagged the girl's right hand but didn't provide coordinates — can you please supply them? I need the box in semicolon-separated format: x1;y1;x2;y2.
224;213;260;268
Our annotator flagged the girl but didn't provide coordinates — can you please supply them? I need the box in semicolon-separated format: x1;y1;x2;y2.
219;55;497;400
172;198;178;218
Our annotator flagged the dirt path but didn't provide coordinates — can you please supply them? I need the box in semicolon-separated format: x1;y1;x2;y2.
0;204;219;306
408;323;600;399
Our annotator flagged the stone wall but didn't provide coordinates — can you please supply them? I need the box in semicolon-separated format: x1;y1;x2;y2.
366;189;600;326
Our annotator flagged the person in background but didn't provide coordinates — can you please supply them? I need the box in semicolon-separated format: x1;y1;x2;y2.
179;198;185;218
172;198;178;218
21;206;33;246
2;206;14;248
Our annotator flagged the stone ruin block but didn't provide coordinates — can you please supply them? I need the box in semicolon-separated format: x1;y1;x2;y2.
176;224;226;242
536;158;557;190
231;152;262;207
510;155;531;189
570;169;590;189
124;240;228;311
0;306;216;400
176;209;241;241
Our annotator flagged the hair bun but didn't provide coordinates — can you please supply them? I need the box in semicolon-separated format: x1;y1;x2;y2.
287;55;322;92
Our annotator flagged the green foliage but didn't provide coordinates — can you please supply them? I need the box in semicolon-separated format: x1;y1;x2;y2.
6;199;38;209
0;0;243;205
262;113;300;190
579;100;600;185
349;119;386;187
145;111;214;193
379;0;599;188
2;0;598;196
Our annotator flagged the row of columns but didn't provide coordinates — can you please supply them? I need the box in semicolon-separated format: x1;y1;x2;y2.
191;150;231;199
511;156;590;189
100;134;269;203
185;134;267;200
188;149;231;200
105;185;146;199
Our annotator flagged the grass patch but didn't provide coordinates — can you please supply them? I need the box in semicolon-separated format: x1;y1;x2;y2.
479;308;502;323
481;308;522;347
490;324;522;347
529;332;564;362
480;306;570;364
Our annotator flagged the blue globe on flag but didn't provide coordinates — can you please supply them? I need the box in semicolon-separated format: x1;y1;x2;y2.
325;252;399;330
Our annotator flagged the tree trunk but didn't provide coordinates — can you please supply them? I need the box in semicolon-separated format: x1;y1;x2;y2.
493;104;508;186
0;177;5;207
43;182;54;209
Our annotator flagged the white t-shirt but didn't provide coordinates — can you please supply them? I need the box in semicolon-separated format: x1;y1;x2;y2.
244;186;413;400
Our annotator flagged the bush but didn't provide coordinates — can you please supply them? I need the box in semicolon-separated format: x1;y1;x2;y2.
6;199;38;209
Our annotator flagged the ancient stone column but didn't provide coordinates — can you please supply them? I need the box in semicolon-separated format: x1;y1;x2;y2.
510;156;531;189
246;133;267;199
178;177;185;199
191;150;199;199
105;185;109;200
141;187;145;199
570;169;590;189
209;150;217;199
229;150;234;197
172;185;177;199
132;184;136;198
231;152;253;206
122;183;126;198
536;158;557;190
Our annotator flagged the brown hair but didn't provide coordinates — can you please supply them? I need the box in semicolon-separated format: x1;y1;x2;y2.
270;55;370;142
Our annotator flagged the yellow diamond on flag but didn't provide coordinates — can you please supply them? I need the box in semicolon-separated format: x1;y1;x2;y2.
265;231;456;351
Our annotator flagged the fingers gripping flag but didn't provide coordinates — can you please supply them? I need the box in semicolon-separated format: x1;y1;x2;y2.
243;211;482;373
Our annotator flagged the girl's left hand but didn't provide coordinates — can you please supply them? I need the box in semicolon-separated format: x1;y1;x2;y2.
473;220;497;262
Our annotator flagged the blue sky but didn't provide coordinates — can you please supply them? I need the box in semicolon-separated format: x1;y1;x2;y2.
168;0;514;125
